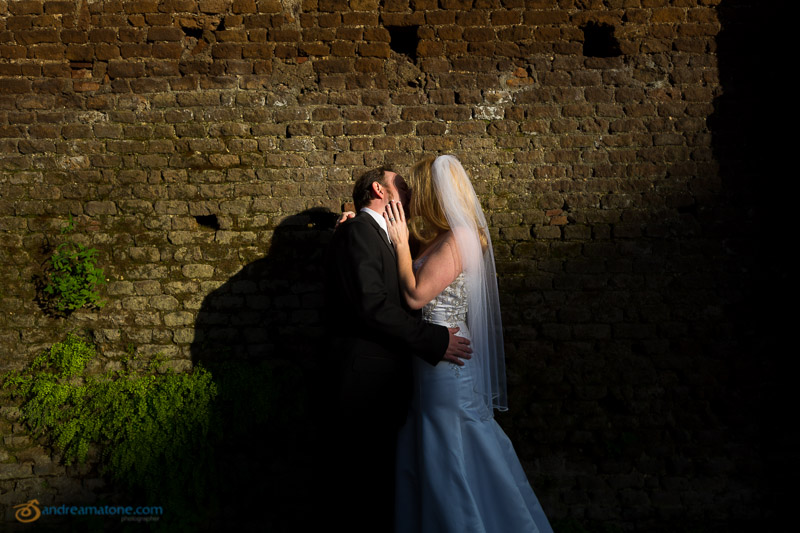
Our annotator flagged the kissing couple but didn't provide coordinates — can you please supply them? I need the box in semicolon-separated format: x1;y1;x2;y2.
326;155;553;532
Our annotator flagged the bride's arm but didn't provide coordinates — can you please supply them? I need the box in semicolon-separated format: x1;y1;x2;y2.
385;201;461;310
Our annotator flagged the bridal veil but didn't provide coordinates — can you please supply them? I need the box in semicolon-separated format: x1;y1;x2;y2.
430;155;508;417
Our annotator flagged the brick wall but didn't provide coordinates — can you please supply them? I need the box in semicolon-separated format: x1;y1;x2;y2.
0;0;778;531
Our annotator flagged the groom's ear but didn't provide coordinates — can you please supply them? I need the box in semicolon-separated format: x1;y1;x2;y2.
370;181;383;199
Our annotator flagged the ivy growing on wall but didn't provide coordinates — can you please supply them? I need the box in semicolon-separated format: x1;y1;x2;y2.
1;333;219;530
40;216;106;315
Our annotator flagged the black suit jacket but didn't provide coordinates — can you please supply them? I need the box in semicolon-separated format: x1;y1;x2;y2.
325;211;449;423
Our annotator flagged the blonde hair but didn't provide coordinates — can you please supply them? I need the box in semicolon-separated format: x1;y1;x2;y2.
408;155;488;250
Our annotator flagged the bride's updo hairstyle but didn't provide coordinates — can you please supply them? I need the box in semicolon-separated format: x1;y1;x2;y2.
408;155;489;251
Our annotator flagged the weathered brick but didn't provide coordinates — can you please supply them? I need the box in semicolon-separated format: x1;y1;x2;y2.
211;43;243;59
107;61;145;78
0;79;32;94
147;26;183;41
358;42;390;58
313;58;353;73
10;1;44;15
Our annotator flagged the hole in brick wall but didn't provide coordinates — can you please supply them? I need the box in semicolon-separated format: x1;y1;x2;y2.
195;215;220;230
386;25;420;62
181;26;204;40
581;21;622;58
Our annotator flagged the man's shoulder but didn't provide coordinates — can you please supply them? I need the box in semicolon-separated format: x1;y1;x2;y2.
339;213;377;236
329;214;376;255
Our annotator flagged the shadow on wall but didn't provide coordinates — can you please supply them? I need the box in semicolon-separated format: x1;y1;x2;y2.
502;4;777;531
189;207;340;530
710;0;793;528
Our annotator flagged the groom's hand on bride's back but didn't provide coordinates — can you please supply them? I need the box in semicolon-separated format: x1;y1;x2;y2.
444;328;472;366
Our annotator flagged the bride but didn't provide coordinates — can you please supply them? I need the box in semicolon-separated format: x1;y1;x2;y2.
384;155;553;533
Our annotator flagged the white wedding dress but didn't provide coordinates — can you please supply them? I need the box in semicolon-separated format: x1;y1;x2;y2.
395;264;554;533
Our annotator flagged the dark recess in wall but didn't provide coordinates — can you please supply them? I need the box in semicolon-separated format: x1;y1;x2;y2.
582;21;622;57
195;215;220;230
181;25;203;39
386;25;420;61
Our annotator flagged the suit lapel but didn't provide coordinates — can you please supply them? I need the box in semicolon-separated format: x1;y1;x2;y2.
358;211;395;257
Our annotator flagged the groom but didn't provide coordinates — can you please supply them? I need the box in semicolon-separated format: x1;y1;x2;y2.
325;167;472;530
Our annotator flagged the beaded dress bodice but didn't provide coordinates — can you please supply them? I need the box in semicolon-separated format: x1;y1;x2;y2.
414;256;468;329
422;273;467;328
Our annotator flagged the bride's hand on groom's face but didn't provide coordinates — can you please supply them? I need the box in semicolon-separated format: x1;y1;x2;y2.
384;201;409;245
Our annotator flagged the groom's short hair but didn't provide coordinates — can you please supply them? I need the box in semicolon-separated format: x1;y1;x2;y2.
353;166;394;211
